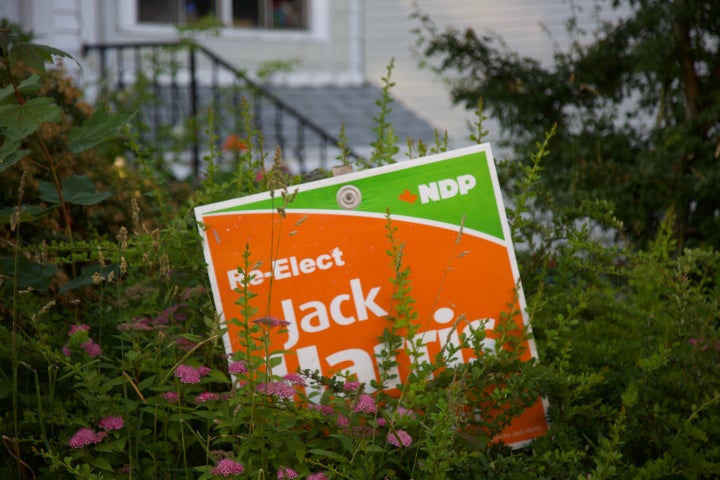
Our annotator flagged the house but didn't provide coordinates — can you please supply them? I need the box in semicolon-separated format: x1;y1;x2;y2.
1;0;617;171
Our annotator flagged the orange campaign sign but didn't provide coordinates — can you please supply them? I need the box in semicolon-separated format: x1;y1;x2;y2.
195;144;549;447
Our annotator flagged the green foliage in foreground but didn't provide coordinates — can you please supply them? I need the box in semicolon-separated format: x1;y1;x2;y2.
2;25;720;480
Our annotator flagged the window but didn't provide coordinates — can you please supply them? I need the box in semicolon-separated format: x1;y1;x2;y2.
137;0;216;25
232;0;306;29
137;0;308;30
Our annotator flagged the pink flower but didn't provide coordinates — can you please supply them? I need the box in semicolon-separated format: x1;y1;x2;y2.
353;394;376;414
176;337;197;351
68;324;90;336
81;340;103;358
118;319;154;331
376;417;387;427
277;467;298;479
343;381;360;392
68;427;105;448
155;303;187;324
211;458;244;477
283;373;305;386
307;473;328;480
336;414;350;428
252;316;290;328
256;381;296;399
62;346;72;356
309;404;333;415
162;391;180;402
180;285;206;300
395;407;416;418
228;361;248;375
387;429;412;447
195;392;220;403
689;337;720;351
174;364;208;384
98;415;124;431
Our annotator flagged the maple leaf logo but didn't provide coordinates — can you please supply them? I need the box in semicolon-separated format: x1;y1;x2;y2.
398;189;417;204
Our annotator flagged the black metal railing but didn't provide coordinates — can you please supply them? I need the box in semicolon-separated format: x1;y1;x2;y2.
82;41;358;176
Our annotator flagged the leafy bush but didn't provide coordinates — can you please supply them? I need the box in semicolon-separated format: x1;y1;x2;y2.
2;28;719;480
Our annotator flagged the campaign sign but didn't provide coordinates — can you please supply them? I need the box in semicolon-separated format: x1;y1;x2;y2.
195;144;549;447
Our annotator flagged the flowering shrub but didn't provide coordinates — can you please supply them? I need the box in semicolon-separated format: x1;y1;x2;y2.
387;430;413;448
175;364;212;384
277;467;299;479
211;458;244;478
68;428;106;449
62;324;103;358
97;416;124;432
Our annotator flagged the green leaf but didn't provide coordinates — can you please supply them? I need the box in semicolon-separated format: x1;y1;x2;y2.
9;43;78;73
37;181;60;205
621;382;638;408
294;444;307;463
364;444;387;453
208;369;230;384
330;433;356;455
0;85;13;104
0;255;58;292
0;97;61;142
0;75;43;105
0;140;30;172
93;443;117;454
268;355;284;368
61;175;113;205
138;375;159;390
125;350;140;362
88;456;114;472
0;377;11;400
38;175;112;206
307;448;346;462
69;106;137;154
178;333;206;344
0;204;57;224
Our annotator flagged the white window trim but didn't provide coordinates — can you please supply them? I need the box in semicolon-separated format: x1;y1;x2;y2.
117;0;329;42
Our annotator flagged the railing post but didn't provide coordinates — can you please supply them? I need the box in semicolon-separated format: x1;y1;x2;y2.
189;46;200;179
151;46;161;143
116;49;124;90
99;46;108;97
296;120;305;171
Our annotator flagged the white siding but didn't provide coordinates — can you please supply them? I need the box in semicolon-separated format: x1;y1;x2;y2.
2;0;89;56
51;0;82;51
0;1;22;23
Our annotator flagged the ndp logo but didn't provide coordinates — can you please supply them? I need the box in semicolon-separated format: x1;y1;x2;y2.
399;174;477;204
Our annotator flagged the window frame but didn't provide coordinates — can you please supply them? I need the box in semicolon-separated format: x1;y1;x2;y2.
118;0;329;41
